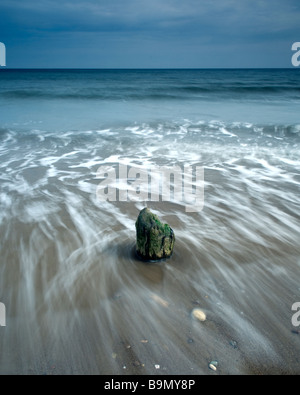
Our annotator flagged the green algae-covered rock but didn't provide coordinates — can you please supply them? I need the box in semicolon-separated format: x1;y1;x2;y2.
135;208;175;261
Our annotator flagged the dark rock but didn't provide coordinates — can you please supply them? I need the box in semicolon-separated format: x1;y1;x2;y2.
135;208;175;261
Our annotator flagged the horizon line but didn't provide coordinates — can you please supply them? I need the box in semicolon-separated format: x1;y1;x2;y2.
0;67;298;71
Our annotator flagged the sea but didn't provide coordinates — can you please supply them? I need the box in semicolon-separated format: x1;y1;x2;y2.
0;69;300;375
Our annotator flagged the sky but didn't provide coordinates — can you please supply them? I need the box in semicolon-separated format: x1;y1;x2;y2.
0;0;299;68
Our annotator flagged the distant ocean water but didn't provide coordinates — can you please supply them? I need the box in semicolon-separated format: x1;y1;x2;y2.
1;69;300;128
0;69;300;375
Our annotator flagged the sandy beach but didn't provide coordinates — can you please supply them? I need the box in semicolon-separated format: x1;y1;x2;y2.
1;195;300;375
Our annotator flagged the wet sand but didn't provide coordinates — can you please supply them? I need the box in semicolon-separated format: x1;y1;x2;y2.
0;117;300;375
1;194;300;375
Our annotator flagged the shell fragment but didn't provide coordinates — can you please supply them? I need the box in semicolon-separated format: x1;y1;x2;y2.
192;308;207;322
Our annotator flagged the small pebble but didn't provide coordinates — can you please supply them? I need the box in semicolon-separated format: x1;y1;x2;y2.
192;299;201;306
229;340;238;349
209;361;218;371
192;308;207;322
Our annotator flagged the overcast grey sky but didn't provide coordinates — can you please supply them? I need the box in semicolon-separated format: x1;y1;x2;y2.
0;0;299;68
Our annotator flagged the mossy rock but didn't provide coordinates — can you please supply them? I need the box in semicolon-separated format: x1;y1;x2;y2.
135;208;175;261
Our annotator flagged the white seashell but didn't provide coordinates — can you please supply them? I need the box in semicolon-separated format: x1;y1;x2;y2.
192;308;207;322
209;361;218;371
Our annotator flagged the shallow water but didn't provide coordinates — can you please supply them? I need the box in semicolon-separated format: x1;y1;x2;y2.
0;69;300;374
